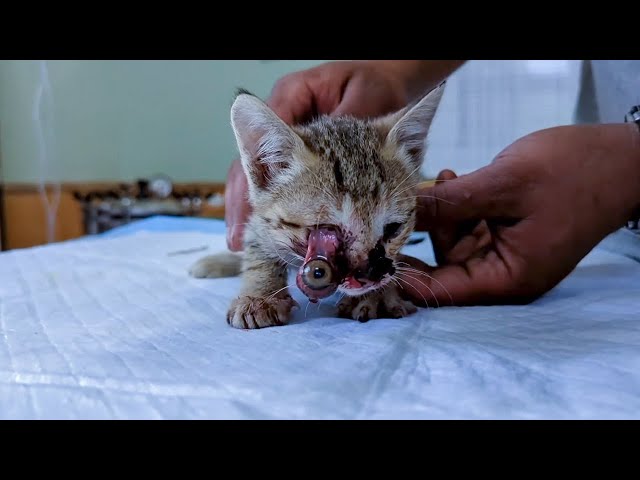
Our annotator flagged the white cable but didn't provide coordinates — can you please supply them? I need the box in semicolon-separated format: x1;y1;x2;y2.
32;60;61;244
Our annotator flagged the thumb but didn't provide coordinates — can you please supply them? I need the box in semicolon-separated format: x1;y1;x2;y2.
415;163;522;231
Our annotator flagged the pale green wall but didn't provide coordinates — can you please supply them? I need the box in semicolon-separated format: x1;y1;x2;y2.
0;60;327;184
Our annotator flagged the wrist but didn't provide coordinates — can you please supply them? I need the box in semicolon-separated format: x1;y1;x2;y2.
602;122;640;229
625;121;640;227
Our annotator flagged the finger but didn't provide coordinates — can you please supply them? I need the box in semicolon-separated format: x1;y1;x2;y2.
425;170;490;266
395;253;514;307
331;80;402;118
440;220;493;264
416;164;524;230
224;159;251;252
427;170;460;264
267;77;316;125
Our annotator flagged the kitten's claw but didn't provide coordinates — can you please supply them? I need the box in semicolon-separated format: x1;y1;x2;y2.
337;286;417;322
227;295;297;329
357;306;371;323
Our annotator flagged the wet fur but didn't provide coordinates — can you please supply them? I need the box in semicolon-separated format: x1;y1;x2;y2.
190;84;445;328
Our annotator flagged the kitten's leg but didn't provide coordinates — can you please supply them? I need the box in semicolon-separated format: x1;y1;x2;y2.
227;251;297;329
337;284;417;323
189;252;243;278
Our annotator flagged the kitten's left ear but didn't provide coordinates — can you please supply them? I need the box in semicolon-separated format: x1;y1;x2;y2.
230;89;305;194
378;82;445;168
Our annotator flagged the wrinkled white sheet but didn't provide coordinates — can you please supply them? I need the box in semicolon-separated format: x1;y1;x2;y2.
0;229;639;419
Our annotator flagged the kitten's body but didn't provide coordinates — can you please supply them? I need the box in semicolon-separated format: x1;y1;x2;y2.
190;85;445;329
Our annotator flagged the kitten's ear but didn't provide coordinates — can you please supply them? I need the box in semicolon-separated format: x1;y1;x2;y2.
230;90;304;192
378;82;445;168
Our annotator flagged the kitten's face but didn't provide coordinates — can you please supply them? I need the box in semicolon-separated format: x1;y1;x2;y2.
231;86;444;299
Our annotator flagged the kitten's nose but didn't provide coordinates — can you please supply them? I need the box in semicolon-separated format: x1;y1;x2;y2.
350;260;394;285
352;264;392;285
366;244;395;282
366;263;395;282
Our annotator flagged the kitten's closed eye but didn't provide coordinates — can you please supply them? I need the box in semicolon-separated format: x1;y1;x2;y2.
280;219;301;229
383;222;403;240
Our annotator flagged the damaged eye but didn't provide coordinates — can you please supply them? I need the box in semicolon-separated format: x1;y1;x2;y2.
302;259;334;290
383;222;402;240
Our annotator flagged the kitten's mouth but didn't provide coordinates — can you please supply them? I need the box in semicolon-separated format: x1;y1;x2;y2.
338;275;392;297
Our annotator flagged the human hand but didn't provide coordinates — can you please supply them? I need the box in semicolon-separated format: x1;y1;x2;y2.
402;123;640;306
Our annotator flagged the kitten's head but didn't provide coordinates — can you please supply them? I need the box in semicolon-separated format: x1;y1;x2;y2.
230;84;444;299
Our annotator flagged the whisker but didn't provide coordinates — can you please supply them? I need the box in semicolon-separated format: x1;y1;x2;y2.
394;178;457;205
315;204;327;230
266;235;302;268
273;243;304;266
396;266;435;278
395;276;430;309
271;249;302;268
301;164;338;202
396;266;454;305
389;276;404;290
393;177;460;199
336;291;347;309
317;298;325;312
274;240;304;258
397;195;458;206
395;271;440;308
259;283;297;307
422;178;457;182
388;163;423;198
392;182;421;198
311;184;338;202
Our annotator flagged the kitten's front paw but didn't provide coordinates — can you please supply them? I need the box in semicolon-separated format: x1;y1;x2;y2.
337;286;417;323
227;295;298;329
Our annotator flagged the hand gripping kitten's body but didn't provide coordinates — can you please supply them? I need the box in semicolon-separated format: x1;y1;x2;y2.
190;85;445;329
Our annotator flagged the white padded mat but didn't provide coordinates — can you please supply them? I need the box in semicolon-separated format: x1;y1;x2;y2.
1;230;639;419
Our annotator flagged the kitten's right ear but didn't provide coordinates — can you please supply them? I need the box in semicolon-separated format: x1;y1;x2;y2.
230;90;304;193
378;82;445;169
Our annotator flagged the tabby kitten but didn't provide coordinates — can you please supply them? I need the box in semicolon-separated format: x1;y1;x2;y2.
190;84;445;329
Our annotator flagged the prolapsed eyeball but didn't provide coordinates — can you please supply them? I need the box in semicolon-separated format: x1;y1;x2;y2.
302;258;334;290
